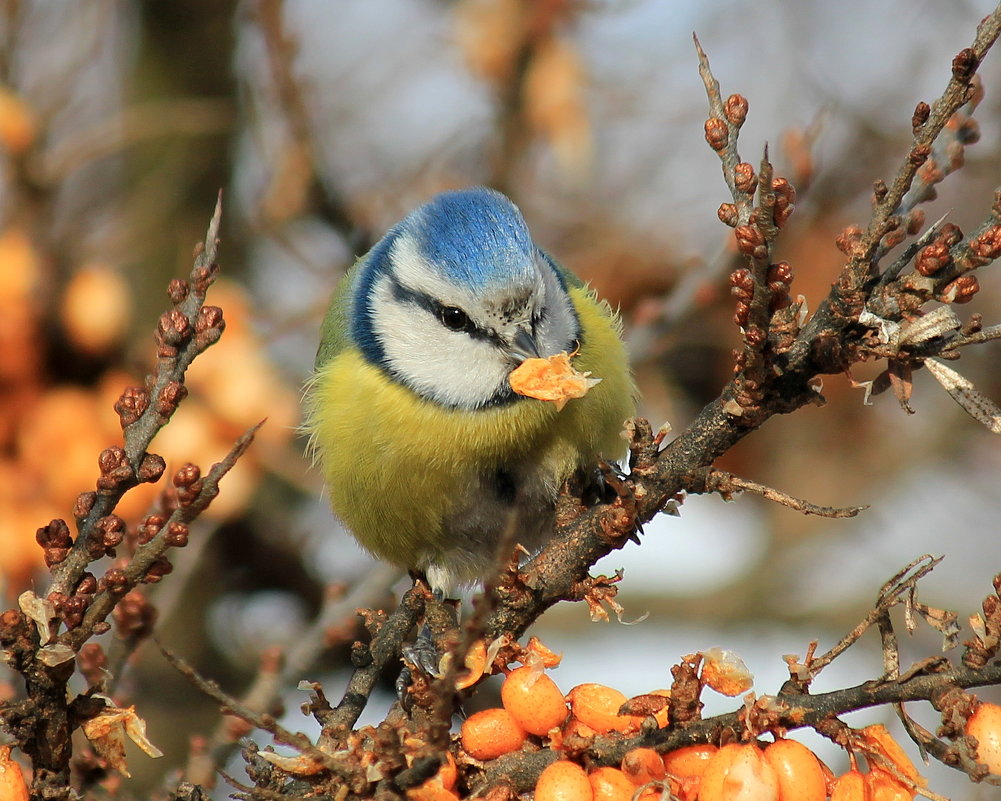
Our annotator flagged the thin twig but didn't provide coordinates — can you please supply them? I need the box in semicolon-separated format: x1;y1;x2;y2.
158;641;345;776
808;556;943;677
702;470;867;518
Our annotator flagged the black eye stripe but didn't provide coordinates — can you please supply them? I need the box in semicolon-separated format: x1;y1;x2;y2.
389;277;495;343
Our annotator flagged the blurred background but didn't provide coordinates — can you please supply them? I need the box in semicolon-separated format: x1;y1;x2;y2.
1;0;1000;797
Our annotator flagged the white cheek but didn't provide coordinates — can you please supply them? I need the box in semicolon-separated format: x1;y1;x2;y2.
370;280;511;409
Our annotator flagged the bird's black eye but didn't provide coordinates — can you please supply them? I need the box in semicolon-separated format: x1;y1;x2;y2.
438;305;474;333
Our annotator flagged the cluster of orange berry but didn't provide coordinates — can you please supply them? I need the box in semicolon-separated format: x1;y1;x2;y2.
404;648;1001;801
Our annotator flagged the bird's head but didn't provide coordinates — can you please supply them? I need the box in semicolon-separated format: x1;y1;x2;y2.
352;188;580;410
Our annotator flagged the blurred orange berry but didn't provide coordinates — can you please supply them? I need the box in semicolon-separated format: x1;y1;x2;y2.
566;684;642;734
523;36;591;180
0;227;41;305
763;739;826;801
0;86;36;154
453;0;524;85
17;388;112;510
620;747;665;785
0;227;43;391
588;766;635;801
184;280;299;443
460;708;525;761
535;760;592;801
60;264;132;355
698;742;779;801
965;701;1001;774
501;666;567;736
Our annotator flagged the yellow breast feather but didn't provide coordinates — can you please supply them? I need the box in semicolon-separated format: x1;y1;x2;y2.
304;283;634;574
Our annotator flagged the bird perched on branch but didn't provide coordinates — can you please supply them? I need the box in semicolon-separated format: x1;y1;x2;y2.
304;187;635;591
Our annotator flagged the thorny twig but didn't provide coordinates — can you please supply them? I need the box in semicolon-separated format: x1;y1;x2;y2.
50;195;226;600
64;422;262;652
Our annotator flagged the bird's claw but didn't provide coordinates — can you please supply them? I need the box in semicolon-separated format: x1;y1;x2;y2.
396;623;442;708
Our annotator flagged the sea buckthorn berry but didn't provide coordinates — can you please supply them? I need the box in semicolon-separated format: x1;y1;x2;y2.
566;684;642;734
588;767;635;801
865;769;913;801
663;743;718;778
501;666;568;736
460;708;526;761
651;689;672;727
406;785;458;801
535;760;593;801
763;739;827;801
663;744;717;801
965;701;1001;773
621;747;665;785
698;743;778;801
436;752;457;791
829;770;866;801
0;746;28;801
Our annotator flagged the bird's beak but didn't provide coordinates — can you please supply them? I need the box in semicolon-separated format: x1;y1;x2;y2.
505;326;540;363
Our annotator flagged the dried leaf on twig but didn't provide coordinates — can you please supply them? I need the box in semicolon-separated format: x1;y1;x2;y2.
81;699;163;777
923;358;1001;433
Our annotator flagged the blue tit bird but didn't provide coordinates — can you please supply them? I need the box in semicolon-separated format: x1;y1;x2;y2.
304;187;635;591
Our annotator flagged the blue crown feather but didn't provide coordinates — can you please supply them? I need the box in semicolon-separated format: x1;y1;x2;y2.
407;188;537;290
